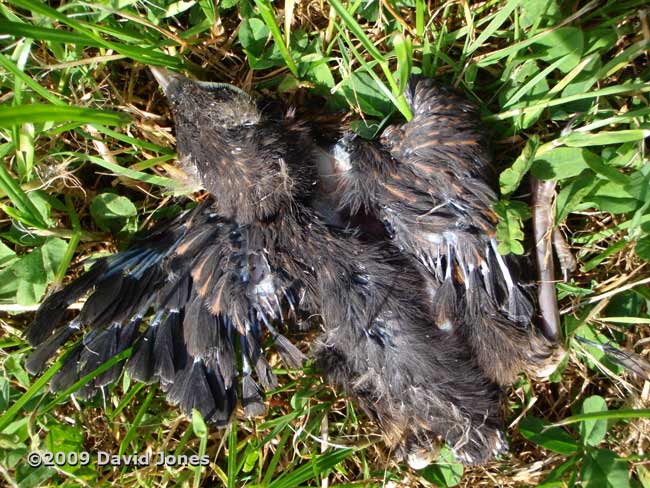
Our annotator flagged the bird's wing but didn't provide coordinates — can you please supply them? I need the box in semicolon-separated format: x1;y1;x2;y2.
323;78;559;385
25;200;305;424
380;79;560;384
391;77;490;174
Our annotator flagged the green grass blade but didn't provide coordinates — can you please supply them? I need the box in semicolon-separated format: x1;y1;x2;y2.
90;125;175;154
0;20;104;47
118;385;158;456
467;0;519;54
336;24;411;119
7;0;184;68
486;82;650;121
261;428;292;485
0;53;64;105
476;0;600;67
328;0;411;118
0;155;48;228
0;104;128;127
551;409;650;428
415;0;425;37
227;421;238;488
393;33;413;91
254;0;299;77
85;155;181;189
576;107;650;133
192;410;209;488
503;57;565;108
53;195;81;283
561;129;650;148
327;0;383;61
108;383;146;421
0;357;60;431
599;317;650;324
269;448;354;488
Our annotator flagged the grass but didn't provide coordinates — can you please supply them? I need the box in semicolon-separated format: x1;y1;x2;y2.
0;0;649;486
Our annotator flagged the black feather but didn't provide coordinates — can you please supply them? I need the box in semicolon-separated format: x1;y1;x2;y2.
182;295;212;358
506;285;534;325
254;354;278;390
111;269;160;324
241;374;266;417
78;273;125;329
216;317;236;389
25;325;75;374
75;326;119;399
25;259;109;346
154;311;180;383
118;315;142;350
158;273;192;311
95;317;142;387
167;359;222;423
205;365;236;426
126;323;158;383
182;360;217;421
273;333;306;369
50;345;82;393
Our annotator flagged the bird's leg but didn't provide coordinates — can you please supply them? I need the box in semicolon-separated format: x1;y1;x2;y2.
532;177;561;342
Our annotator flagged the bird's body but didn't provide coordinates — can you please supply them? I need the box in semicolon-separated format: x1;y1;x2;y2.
320;78;559;386
25;71;553;468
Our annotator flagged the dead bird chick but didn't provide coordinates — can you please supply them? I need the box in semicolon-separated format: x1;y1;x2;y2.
25;70;505;468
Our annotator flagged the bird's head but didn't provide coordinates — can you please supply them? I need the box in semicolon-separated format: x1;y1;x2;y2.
152;68;315;223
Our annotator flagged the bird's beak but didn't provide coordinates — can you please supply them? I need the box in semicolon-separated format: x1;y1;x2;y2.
150;67;183;96
150;67;250;101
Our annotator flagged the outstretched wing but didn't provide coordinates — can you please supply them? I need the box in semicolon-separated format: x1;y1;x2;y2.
25;199;305;424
